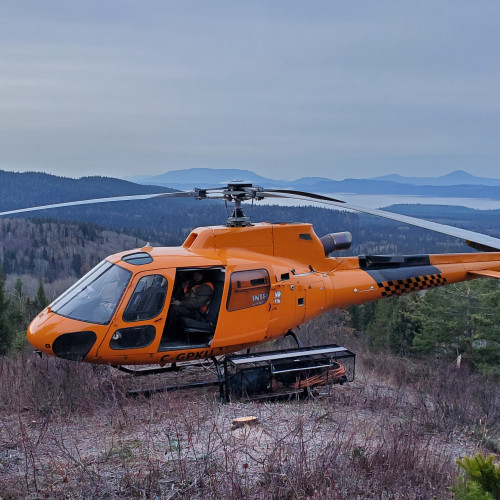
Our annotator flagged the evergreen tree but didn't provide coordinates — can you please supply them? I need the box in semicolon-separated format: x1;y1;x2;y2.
413;279;500;372
72;252;82;275
452;453;500;500
367;294;422;355
0;269;13;354
34;278;49;312
388;294;422;356
367;298;394;351
349;302;376;332
9;277;27;330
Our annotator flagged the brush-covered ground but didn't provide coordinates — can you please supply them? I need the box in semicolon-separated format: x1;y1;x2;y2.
0;315;498;499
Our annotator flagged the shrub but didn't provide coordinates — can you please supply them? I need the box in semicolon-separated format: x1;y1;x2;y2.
452;454;500;500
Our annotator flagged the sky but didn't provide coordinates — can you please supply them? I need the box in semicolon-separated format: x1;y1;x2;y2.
0;1;499;181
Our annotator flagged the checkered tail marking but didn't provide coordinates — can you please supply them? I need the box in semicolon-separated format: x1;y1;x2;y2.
377;274;447;297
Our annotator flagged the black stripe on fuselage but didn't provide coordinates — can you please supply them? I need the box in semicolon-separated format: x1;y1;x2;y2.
363;265;441;284
359;255;447;298
359;254;432;270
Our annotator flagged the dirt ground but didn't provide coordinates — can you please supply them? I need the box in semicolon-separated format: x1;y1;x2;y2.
1;353;497;499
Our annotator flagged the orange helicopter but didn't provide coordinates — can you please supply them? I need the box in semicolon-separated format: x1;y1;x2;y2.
1;181;500;390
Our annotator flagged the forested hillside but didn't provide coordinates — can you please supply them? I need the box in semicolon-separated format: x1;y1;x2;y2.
385;204;500;239
0;218;141;294
1;169;498;254
0;170;176;209
0;219;143;353
0;208;475;294
1;170;498;370
351;278;500;374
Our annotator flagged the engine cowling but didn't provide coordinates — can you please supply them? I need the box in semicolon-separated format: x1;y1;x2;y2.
320;231;352;255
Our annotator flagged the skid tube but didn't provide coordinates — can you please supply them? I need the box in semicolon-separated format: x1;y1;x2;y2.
123;357;227;402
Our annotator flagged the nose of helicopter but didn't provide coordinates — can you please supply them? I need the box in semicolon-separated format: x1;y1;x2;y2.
27;309;55;354
27;309;98;361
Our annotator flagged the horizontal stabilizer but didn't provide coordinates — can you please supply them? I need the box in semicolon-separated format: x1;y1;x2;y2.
468;269;500;279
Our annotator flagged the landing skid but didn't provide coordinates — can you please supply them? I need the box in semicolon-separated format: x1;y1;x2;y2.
113;364;181;376
117;356;226;402
117;341;355;403
127;379;223;398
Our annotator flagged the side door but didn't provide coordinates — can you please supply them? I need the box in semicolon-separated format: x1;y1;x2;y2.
293;277;326;326
268;277;299;337
96;269;175;361
304;280;326;321
217;268;271;346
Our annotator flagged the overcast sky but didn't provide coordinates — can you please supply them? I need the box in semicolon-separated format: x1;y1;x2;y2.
1;1;499;181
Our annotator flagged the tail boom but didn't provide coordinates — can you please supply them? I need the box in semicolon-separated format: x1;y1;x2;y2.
325;252;500;309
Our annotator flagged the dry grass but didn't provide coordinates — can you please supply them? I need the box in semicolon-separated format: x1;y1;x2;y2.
1;347;498;499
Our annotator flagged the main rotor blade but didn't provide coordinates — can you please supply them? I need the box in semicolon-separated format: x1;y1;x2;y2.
263;189;346;204
0;190;198;217
262;190;500;252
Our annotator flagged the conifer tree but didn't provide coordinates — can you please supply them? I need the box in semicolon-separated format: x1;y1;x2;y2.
366;294;422;355
452;453;500;500
34;278;49;312
0;269;13;354
388;294;422;356
9;277;27;330
413;279;500;372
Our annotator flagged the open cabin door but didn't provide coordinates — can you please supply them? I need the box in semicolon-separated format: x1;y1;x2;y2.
159;267;226;350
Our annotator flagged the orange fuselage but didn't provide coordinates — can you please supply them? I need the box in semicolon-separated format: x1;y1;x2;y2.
27;223;500;365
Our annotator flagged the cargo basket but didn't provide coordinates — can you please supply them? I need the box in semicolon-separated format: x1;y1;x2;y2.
223;344;355;401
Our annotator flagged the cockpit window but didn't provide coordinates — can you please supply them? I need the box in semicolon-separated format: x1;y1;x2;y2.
51;261;131;325
121;252;153;265
123;275;168;322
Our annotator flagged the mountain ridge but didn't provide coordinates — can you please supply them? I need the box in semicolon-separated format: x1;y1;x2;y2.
370;169;500;186
125;168;500;199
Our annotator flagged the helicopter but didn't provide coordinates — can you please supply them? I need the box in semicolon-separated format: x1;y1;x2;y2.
1;180;500;384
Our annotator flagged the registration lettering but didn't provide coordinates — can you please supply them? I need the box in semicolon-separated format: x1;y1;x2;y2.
176;349;215;361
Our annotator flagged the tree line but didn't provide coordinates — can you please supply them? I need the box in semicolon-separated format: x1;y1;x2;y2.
351;278;500;375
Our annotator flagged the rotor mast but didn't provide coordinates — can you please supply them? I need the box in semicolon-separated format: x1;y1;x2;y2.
226;197;251;227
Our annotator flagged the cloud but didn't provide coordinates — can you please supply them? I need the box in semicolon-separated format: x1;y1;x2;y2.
0;1;499;179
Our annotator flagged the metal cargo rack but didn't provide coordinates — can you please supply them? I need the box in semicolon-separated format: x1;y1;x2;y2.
223;344;355;402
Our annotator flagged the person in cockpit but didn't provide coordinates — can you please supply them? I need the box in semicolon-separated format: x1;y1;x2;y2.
166;271;214;335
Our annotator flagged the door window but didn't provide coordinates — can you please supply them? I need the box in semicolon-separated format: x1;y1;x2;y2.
123;274;168;322
227;269;270;311
110;325;156;349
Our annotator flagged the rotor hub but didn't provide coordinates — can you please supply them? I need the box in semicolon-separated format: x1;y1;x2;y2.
194;181;265;227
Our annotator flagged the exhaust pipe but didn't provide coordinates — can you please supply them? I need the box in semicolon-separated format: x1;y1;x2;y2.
320;231;352;255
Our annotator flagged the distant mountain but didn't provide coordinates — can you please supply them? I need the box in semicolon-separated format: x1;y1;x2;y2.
126;168;278;189
4;169;500;263
125;168;500;199
370;170;500;186
300;178;500;199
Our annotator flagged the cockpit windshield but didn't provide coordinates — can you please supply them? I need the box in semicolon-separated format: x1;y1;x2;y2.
51;260;131;325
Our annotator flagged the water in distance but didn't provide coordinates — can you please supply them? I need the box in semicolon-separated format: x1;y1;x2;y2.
261;193;500;211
